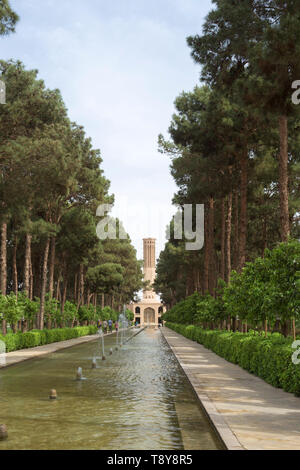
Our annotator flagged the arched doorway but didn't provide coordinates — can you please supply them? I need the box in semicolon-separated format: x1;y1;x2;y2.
144;307;155;324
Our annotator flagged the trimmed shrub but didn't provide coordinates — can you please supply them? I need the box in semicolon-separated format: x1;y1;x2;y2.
0;325;98;353
166;322;300;396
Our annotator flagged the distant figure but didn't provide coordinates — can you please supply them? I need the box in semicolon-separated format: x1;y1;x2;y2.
115;321;119;332
103;320;108;334
108;319;113;333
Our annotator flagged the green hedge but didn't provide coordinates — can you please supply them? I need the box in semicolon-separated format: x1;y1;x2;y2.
166;323;300;396
0;326;98;353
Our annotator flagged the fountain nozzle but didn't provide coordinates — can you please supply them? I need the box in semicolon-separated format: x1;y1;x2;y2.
0;424;8;441
49;389;57;400
76;367;83;381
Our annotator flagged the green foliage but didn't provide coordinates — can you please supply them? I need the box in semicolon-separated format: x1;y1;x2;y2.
163;240;300;328
78;305;97;324
63;301;77;324
0;293;22;327
99;306;118;322
44;296;60;326
162;292;201;325
17;293;40;323
157;0;300;308
86;263;124;296
0;59;142;335
0;0;19;36
0;325;97;353
223;240;300;327
126;309;134;322
167;323;300;396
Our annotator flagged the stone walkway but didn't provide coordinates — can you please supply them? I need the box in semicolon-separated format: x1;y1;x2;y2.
0;326;140;370
0;334;99;369
162;327;300;450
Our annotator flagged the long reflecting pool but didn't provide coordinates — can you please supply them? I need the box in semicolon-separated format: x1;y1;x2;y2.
0;328;223;450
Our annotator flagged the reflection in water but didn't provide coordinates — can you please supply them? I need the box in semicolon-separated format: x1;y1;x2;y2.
0;328;222;450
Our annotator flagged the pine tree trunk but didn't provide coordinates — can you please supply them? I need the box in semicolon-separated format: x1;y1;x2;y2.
233;191;239;271
220;198;225;281
32;254;38;301
279;115;290;242
77;267;81;307
48;237;56;299
13;235;18;297
292;318;296;341
262;217;267;258
102;294;104;309
29;257;33;301
56;271;61;302
281;320;289;338
23;241;32;333
208;197;215;295
74;273;77;303
226;192;233;283
1;222;7;295
61;280;68;326
24;233;32;296
38;238;50;330
238;151;248;272
203;203;209;293
1;222;7;335
77;264;84;309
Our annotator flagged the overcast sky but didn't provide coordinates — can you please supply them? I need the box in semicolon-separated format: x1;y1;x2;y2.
4;0;213;259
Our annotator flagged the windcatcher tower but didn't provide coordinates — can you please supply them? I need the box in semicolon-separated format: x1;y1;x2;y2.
127;238;165;326
143;238;156;300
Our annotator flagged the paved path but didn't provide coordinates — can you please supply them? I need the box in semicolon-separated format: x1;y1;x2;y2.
0;334;99;369
0;326;141;370
162;327;300;450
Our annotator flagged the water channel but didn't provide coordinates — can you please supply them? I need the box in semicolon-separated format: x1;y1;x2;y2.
0;328;223;450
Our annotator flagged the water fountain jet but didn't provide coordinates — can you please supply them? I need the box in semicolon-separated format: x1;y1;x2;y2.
76;367;83;381
0;424;8;441
97;329;106;361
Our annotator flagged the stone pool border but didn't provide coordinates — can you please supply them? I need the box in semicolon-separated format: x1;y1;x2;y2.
161;327;244;451
0;327;140;370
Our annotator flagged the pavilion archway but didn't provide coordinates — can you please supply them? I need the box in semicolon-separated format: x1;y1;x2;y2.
144;307;155;324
